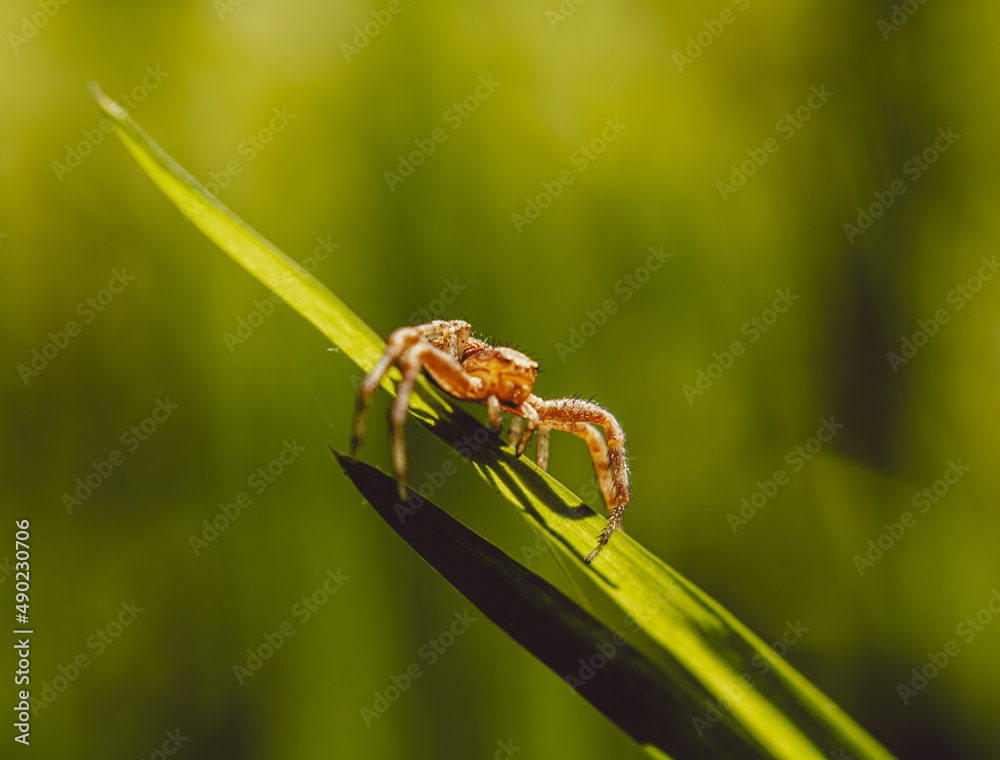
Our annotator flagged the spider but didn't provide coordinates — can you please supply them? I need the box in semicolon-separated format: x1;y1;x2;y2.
350;319;631;563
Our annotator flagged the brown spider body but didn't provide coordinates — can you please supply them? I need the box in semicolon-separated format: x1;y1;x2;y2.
350;320;631;563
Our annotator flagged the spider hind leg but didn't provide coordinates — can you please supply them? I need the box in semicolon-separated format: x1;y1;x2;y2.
530;396;631;562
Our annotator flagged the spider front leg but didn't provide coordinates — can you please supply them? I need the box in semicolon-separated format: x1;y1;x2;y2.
351;327;427;458
389;345;428;499
386;343;484;497
352;320;472;451
351;325;483;500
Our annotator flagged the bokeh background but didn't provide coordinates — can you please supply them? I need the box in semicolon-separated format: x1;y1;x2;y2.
3;1;999;758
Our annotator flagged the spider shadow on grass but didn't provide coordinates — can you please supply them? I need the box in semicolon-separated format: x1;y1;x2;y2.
417;404;617;571
352;373;619;578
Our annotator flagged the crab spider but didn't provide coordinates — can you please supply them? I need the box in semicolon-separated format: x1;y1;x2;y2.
350;320;631;563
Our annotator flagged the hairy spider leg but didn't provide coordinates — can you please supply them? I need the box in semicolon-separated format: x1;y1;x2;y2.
351;327;427;457
507;416;550;470
415;319;472;360
390;341;486;497
352;325;485;498
508;416;522;446
537;427;550;470
529;397;630;503
486;395;503;431
390;346;427;499
510;410;608;504
529;396;630;563
540;420;613;509
512;402;541;456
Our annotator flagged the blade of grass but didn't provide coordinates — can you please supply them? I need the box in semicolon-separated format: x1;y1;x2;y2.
92;84;897;760
475;456;898;760
86;83;393;395
333;446;775;760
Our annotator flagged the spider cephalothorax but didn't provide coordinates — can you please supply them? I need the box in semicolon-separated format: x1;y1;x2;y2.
350;319;631;563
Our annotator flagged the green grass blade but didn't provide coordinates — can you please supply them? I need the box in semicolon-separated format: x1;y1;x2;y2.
87;82;389;379
333;447;771;760
337;447;896;760
92;84;897;760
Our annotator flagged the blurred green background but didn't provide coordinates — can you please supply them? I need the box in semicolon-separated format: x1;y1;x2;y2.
3;0;999;757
